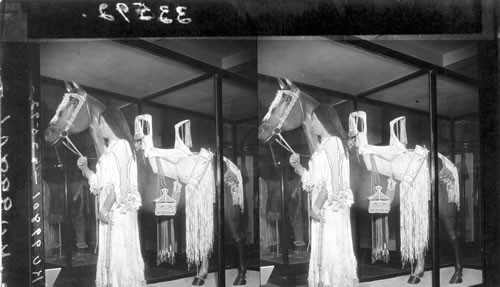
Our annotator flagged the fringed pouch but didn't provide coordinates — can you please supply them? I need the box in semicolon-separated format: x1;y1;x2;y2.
368;156;391;214
155;158;178;265
154;188;177;216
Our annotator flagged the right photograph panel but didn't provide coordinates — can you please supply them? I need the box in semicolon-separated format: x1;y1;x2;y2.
257;38;482;287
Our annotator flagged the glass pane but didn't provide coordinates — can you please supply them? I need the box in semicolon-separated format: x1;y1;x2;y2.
41;81;102;270
259;76;314;267
258;52;356;285
140;101;218;284
42;39;229;286
437;54;482;286
41;75;138;283
222;74;259;285
258;38;440;286
356;101;432;282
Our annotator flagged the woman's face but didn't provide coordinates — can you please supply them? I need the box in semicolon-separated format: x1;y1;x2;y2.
311;113;324;136
98;117;112;138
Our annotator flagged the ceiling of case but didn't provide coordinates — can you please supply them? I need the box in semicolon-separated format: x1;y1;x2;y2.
41;37;478;121
258;37;478;118
41;39;257;122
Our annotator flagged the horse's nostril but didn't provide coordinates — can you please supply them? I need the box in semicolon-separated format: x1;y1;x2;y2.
44;126;59;142
258;127;264;135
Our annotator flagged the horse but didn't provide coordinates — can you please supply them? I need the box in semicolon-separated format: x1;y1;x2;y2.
44;81;106;158
257;77;463;284
44;81;247;286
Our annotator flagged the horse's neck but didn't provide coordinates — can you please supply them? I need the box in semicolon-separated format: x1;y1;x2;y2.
302;123;319;153
86;96;106;158
299;92;320;153
88;127;105;158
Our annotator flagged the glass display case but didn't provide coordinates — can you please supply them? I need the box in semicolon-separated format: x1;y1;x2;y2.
437;73;481;280
0;35;495;287
37;39;258;286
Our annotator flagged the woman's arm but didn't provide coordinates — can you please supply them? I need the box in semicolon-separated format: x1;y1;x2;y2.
99;191;116;224
77;157;93;179
77;156;116;224
290;152;327;221
81;166;93;179
289;153;305;176
312;187;327;214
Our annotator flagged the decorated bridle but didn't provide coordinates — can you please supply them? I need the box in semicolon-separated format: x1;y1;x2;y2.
263;87;307;156
50;89;91;158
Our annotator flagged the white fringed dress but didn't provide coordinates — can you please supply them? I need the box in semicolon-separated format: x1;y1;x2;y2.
89;139;145;287
301;136;358;287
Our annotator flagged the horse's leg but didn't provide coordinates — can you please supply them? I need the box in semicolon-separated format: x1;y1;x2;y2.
226;201;246;285
408;254;426;284
439;187;463;284
407;188;463;285
192;256;209;286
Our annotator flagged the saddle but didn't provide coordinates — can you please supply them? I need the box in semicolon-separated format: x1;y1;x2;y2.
349;111;428;184
134;115;245;210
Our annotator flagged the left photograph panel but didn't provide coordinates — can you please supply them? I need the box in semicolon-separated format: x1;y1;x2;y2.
33;39;259;286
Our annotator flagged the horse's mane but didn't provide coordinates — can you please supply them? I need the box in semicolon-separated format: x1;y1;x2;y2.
76;93;106;157
298;89;320;108
87;94;107;111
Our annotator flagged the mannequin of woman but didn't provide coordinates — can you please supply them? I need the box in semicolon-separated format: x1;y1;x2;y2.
289;104;358;287
77;107;145;287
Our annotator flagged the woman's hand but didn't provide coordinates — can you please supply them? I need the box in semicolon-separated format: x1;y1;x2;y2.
310;207;325;223
98;209;113;225
289;153;300;168
77;157;91;178
77;156;88;169
289;153;304;176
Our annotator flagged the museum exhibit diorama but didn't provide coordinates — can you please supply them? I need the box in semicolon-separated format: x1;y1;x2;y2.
257;38;485;286
2;39;260;286
1;35;498;287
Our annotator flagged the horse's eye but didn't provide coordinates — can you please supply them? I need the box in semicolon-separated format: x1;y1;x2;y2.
284;97;290;102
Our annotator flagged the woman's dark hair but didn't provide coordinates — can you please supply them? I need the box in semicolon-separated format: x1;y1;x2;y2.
99;107;135;159
312;104;349;155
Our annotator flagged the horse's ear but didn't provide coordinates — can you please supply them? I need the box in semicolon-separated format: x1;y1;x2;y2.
277;78;286;89
64;81;73;92
72;80;80;90
72;80;86;93
285;78;297;89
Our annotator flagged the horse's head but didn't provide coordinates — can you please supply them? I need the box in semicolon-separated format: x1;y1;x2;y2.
44;81;92;145
258;78;305;143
